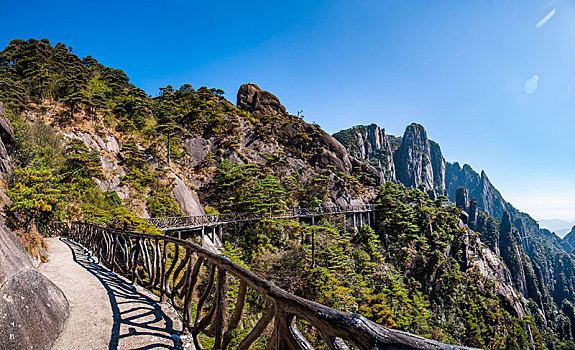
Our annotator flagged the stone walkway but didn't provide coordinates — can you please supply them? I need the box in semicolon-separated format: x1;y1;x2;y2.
39;237;188;350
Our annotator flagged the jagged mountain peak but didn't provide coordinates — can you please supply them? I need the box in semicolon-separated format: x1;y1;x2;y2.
403;122;427;138
394;122;446;196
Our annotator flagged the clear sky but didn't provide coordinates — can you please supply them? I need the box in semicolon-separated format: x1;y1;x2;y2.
1;0;574;222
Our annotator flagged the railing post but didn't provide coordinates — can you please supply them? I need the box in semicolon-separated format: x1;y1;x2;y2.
213;267;228;348
160;239;168;301
131;237;140;285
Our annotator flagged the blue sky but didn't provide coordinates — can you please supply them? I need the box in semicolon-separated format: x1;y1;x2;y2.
1;0;574;222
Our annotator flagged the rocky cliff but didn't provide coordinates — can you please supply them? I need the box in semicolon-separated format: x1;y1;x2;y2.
336;123;515;216
332;124;395;181
0;102;69;349
393;124;446;196
0;102;13;178
335;123;447;197
336;121;575;341
0;222;69;349
562;226;575;251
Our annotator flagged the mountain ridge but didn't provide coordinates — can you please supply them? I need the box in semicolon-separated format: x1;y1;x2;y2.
335;122;575;344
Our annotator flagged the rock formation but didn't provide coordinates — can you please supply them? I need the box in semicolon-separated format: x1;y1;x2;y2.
455;186;469;211
0;102;13;178
237;83;287;117
0;100;69;349
562;225;575;252
335;123;447;196
335;123;515;219
234;84;377;203
460;220;526;318
0;222;69;349
333;124;395;181
171;173;205;216
393;123;446;196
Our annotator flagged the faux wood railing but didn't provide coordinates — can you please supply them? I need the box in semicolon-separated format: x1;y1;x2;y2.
148;204;378;231
67;222;476;350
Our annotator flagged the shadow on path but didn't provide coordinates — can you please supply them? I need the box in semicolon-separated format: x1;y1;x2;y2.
61;238;183;350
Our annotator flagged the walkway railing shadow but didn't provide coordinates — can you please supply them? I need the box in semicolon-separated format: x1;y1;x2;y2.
61;237;183;350
66;222;479;350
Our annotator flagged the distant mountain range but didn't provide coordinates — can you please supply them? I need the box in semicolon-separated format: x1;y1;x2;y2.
539;219;575;238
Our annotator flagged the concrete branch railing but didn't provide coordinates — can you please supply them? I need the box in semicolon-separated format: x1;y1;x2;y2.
148;204;378;231
67;222;477;350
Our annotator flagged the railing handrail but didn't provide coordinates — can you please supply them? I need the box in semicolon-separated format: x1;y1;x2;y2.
148;204;379;231
66;221;478;350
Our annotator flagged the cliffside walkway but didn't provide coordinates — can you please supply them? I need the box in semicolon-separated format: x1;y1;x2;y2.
39;237;189;350
148;204;378;233
58;221;477;350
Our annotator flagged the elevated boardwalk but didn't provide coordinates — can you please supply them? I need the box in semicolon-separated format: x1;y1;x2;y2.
148;204;377;233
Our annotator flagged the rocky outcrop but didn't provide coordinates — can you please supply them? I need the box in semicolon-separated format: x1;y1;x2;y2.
335;122;514;219
562;226;575;252
430;141;445;192
499;211;528;296
460;221;526;318
393;123;446;196
333;124;395;181
445;162;481;201
171;173;205;216
0;102;14;178
336;123;448;196
237;83;287;117
469;171;509;220
0;222;69;349
455;187;469;211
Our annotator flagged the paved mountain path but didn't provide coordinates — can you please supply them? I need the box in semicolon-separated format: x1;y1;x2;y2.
39;237;190;350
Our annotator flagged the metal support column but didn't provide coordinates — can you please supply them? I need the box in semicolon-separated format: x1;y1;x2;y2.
312;229;316;268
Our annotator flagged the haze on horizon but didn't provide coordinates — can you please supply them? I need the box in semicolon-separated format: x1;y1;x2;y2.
1;0;574;223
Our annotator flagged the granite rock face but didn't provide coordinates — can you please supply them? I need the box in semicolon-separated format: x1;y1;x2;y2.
0;102;14;178
333;124;395;181
237;83;287;117
236;84;355;176
336;122;512;218
0;222;69;349
562;226;575;251
460;221;526;318
171;173;205;217
393;123;445;196
335;123;446;196
455;186;469;210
